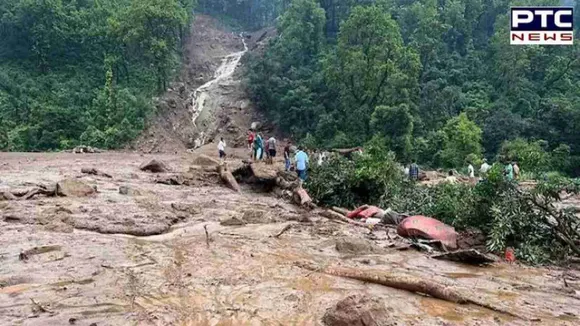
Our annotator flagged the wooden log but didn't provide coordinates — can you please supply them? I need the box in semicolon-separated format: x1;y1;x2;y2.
295;261;530;321
292;187;312;207
319;210;368;227
331;207;350;216
218;163;241;192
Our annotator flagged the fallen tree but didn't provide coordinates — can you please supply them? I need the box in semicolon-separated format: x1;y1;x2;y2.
296;261;530;320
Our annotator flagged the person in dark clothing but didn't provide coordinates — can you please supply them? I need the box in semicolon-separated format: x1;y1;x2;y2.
409;160;419;181
284;142;292;171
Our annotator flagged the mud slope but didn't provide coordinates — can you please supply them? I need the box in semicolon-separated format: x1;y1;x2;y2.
1;152;580;325
133;15;267;154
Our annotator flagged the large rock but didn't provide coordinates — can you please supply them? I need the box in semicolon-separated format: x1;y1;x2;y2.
192;154;220;166
335;238;377;254
56;179;96;197
139;159;170;173
323;295;394;326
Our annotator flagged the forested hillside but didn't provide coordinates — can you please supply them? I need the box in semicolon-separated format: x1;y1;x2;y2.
246;0;580;175
0;0;195;151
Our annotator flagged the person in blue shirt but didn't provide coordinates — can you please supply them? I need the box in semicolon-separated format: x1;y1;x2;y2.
294;146;309;181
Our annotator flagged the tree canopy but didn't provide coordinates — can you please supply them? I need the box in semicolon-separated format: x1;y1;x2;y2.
247;0;580;173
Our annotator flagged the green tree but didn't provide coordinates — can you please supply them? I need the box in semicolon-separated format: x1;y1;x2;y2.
439;112;483;167
370;104;413;160
325;5;420;138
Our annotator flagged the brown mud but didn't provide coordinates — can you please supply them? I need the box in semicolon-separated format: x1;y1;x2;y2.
0;151;579;325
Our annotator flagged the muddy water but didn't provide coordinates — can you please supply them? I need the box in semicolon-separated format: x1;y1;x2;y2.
1;152;580;325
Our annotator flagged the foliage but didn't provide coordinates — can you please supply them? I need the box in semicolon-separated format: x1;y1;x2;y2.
309;148;580;264
247;0;580;176
0;0;192;151
370;104;413;161
438;113;483;168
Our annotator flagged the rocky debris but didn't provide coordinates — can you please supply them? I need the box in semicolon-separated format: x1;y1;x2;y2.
119;185;142;196
19;245;62;261
156;174;187;186
0;191;17;201
139;159;170;173
171;203;201;219
71;214;178;236
335;238;378;255
220;216;246;226
72;145;102;154
432;249;498;266
81;167;112;178
56;179;96;197
192;154;220;166
322;294;394;326
241;209;272;224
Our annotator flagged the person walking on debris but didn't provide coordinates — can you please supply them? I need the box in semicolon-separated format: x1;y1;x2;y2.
294;146;309;181
253;133;263;161
218;137;227;161
267;136;277;165
504;160;514;181
284;142;292;171
446;170;458;184
480;158;491;177
247;129;254;149
467;162;475;178
513;161;520;180
409;160;419;181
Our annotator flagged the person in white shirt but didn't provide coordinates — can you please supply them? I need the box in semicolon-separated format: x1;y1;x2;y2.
218;137;226;160
467;163;475;178
480;159;491;177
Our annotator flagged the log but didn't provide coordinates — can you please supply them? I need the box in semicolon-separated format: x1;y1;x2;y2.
331;207;350;216
218;163;241;192
296;261;530;320
292;187;312;207
319;210;368;227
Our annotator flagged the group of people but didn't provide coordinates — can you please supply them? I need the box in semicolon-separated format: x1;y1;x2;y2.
246;130;310;181
407;158;521;184
247;130;277;164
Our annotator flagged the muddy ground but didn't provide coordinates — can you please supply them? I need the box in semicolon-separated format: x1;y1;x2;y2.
1;151;579;326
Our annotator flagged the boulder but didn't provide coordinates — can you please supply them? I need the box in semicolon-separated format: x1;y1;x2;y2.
322;295;394;326
139;159;169;173
335;238;377;255
0;191;17;201
220;217;246;226
192;154;220;166
56;179;96;197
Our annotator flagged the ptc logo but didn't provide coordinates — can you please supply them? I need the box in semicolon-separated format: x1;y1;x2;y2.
511;7;574;45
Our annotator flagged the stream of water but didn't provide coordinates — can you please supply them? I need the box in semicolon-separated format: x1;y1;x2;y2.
190;34;248;147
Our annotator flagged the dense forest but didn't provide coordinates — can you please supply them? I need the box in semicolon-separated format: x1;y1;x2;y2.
244;0;580;176
0;0;195;151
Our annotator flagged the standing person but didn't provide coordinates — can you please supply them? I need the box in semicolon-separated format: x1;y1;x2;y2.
253;133;263;161
247;129;254;149
294;146;309;181
446;170;458;184
513;161;520;180
263;135;271;162
284;142;292;171
480;159;491;176
409;160;419;181
467;162;475;178
218;137;226;161
267;136;277;164
504;161;514;181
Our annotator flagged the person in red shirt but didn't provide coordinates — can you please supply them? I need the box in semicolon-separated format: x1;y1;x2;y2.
247;129;255;149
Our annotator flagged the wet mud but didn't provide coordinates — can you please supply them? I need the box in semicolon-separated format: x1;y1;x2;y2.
1;152;579;325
